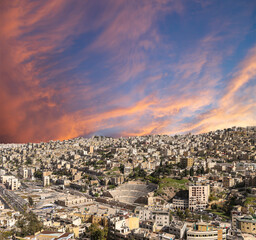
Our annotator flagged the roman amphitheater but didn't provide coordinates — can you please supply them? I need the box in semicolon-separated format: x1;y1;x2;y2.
104;181;157;205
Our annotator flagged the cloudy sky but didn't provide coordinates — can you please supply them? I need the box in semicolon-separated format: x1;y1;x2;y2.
1;0;256;143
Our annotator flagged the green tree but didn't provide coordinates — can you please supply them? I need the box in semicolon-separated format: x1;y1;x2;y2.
16;211;43;237
196;168;202;175
177;208;185;220
0;230;13;240
89;223;107;240
34;170;43;179
28;197;33;207
25;157;32;165
169;212;173;222
119;164;125;174
185;208;191;218
190;167;194;176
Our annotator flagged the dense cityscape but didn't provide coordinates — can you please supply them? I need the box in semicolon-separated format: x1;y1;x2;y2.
0;126;255;239
1;1;256;239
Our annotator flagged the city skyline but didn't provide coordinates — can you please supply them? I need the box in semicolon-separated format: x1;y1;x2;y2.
1;0;256;143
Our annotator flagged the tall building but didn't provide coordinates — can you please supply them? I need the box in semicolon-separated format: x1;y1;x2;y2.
28;168;35;179
223;176;235;188
43;176;50;187
1;176;20;190
89;146;94;154
10;178;19;190
181;157;194;168
22;168;28;179
189;183;210;211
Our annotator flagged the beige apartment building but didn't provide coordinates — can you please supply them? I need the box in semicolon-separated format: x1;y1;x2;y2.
223;176;235;188
57;196;93;207
236;215;256;234
189;183;210;211
181;157;194;168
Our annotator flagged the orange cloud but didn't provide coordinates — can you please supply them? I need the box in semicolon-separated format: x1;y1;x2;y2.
172;45;256;135
1;0;254;143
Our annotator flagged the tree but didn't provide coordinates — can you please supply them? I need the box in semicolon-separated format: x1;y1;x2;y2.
249;207;254;215
196;168;202;175
185;208;191;218
190;167;194;176
89;223;107;240
201;166;205;175
28;197;33;207
129;166;147;179
169;212;173;222
211;203;217;210
16;211;43;237
160;159;163;167
34;170;43;179
119;164;124;174
25;157;32;165
202;215;210;222
177;208;185;220
0;230;14;240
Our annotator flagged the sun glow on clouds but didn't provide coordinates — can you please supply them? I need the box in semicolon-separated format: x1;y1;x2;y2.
0;0;256;143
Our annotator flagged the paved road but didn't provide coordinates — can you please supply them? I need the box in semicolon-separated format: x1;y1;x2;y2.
0;185;27;212
0;194;11;209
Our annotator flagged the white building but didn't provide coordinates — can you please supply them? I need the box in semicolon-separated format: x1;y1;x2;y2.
172;198;189;210
43;176;50;187
189;183;210;211
138;208;169;227
187;221;227;240
56;196;92;207
1;176;20;190
168;221;187;239
22;168;28;179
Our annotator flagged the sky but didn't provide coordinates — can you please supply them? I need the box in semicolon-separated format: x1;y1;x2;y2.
0;0;256;143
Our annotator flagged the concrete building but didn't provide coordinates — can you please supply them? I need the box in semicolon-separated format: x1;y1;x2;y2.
172;197;189;210
109;216;139;239
168;220;187;239
43;176;50;187
89;146;94;154
110;176;124;185
56;196;92;207
9;178;20;190
22;168;28;179
153;210;169;227
23;230;74;240
189;183;210;211
43;171;52;177
1;175;14;184
236;215;256;235
138;208;169;227
187;221;227;240
181;157;194;168
2;176;20;190
223;176;235;188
